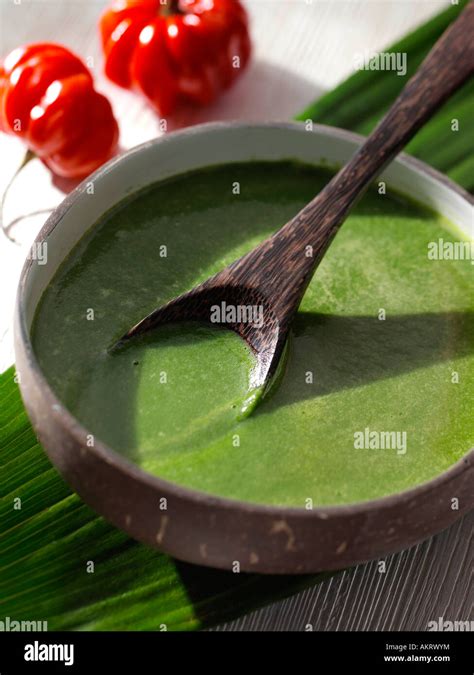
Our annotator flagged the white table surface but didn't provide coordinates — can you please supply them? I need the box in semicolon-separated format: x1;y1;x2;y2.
0;0;448;371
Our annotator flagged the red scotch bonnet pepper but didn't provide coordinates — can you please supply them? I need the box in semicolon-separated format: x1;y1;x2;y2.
100;0;251;116
0;43;119;178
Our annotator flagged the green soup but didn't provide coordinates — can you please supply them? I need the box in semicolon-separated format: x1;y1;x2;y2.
32;161;473;506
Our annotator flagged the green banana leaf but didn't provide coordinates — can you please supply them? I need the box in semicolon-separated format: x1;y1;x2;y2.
1;1;471;630
297;0;473;192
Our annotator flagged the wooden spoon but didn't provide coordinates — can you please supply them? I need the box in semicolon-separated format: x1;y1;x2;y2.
116;3;474;411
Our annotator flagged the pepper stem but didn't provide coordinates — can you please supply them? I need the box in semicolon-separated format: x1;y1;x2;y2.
1;149;36;245
161;0;183;16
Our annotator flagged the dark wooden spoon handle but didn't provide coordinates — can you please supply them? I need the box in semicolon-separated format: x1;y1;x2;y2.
293;0;474;245
229;2;474;323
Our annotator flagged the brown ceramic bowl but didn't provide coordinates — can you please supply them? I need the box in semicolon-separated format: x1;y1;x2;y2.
14;123;474;574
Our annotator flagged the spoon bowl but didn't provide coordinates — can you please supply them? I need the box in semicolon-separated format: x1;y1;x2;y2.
117;280;282;412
